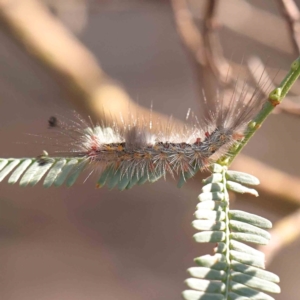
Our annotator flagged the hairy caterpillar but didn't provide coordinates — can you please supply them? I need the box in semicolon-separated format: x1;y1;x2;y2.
0;65;271;190
35;77;267;190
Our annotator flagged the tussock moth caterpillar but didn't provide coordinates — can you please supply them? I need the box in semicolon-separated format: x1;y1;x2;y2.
0;64;272;190
35;75;268;190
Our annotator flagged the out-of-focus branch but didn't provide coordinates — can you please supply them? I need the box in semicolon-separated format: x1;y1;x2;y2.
171;0;213;106
170;0;207;66
188;0;295;53
171;0;233;111
248;56;300;118
171;0;231;86
0;0;103;109
258;209;300;265
232;154;300;207
277;0;300;53
274;98;300;116
232;154;300;265
0;0;184;131
202;0;232;84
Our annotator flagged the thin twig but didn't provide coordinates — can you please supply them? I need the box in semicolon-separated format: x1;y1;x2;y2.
170;0;207;66
171;0;216;105
277;0;300;53
171;0;232;85
225;56;300;166
202;0;232;84
248;56;300;118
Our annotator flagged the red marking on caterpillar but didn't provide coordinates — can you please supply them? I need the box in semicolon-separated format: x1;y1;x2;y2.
195;138;201;144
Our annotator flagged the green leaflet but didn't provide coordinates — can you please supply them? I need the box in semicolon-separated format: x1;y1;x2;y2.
202;173;223;184
29;158;55;186
185;278;226;293
226;171;260;186
229;232;269;245
117;174;132;190
96;164;114;187
66;160;88;187
229;210;272;229
8;159;32;184
229;240;265;257
54;159;79;186
0;159;21;182
230;282;275;300
230;271;280;293
196;201;226;211
0;156;101;188
182;164;280;300
44;159;67;188
229;220;271;240
231;261;280;283
192;220;226;231
226;181;259;197
215;242;226;253
202;183;224;193
228;292;249;300
194;254;227;271
229;250;265;269
194;210;226;221
193;231;226;243
198;192;225;202
0;156;171;189
182;290;225;300
0;159;9;172
188;267;226;281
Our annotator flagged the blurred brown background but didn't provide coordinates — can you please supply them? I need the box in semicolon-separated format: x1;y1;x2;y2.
1;0;300;299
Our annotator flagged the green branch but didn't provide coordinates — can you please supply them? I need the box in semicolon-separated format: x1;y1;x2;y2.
222;56;300;166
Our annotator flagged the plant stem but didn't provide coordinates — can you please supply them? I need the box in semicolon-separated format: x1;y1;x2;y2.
223;56;300;166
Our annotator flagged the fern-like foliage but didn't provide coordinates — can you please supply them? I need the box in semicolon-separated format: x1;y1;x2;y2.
0;156;86;188
0;156;164;189
182;164;280;300
0;157;281;299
